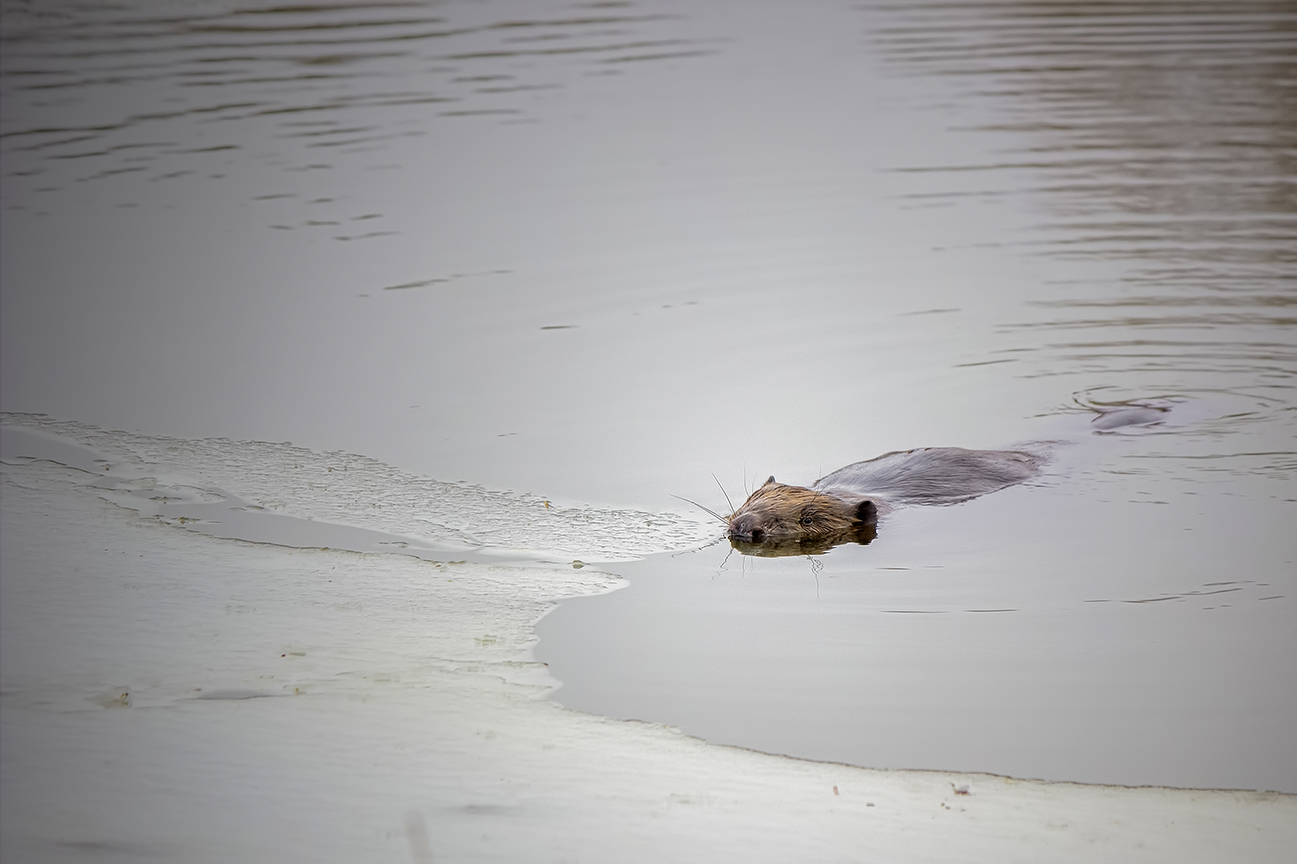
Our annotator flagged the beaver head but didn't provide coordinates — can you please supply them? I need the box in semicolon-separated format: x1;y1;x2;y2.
727;476;878;546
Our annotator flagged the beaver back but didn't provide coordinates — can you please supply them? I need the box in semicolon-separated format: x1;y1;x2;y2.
813;447;1041;507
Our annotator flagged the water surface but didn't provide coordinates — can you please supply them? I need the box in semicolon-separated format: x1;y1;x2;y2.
3;0;1294;791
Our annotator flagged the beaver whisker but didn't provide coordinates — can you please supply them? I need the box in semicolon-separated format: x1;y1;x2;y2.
711;472;735;516
671;494;727;525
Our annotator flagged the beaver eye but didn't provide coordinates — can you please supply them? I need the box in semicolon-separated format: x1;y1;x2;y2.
800;515;814;526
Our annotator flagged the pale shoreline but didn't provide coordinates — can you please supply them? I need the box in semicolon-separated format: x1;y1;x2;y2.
2;449;1293;862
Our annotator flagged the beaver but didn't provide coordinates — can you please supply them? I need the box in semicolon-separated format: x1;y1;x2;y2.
719;400;1175;555
726;447;1042;554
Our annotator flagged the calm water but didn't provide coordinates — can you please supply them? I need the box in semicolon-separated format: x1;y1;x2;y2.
3;0;1294;790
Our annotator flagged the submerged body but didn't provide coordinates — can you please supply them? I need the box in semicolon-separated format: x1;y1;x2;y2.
723;401;1172;554
726;447;1041;553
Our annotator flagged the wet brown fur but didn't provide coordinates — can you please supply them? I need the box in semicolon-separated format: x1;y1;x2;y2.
726;479;877;544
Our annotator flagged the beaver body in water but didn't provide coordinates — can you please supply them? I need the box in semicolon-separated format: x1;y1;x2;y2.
726;447;1042;555
723;402;1172;555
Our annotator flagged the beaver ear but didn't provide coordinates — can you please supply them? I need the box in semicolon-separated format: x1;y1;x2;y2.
854;500;878;525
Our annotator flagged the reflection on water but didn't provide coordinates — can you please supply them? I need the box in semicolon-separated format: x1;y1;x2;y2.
728;522;878;558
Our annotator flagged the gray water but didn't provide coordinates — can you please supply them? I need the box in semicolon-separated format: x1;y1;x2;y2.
3;0;1294;791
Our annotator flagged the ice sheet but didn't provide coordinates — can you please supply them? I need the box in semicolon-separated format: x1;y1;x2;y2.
1;414;713;562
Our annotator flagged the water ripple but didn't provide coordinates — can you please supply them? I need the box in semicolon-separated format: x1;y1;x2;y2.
871;0;1297;438
1;0;713;204
873;0;1297;282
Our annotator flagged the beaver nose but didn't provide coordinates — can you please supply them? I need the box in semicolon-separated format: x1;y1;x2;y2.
728;515;763;541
